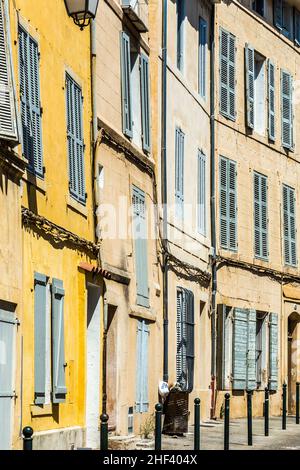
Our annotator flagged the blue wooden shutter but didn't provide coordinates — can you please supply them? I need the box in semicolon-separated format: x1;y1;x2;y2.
199;17;207;98
186;290;195;393
34;272;47;405
52;279;67;403
254;172;268;259
245;44;255;129
274;0;283;29
220;28;236;120
269;313;278;391
175;127;185;219
247;309;257;391
135;320;149;413
176;288;187;390
177;0;185;71
198;150;206;235
268;60;276;142
295;9;300;45
281;70;293;149
132;186;149;308
120;31;132;138
283;184;297;266
220;156;237;250
232;308;248;390
140;53;151;152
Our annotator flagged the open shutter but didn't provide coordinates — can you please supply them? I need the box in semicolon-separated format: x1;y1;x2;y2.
141;321;149;412
52;279;67;403
0;0;17;141
34;273;47;405
217;305;231;390
176;288;187;390
245;44;255;129
283;185;297;266
281;70;293;150
176;0;184;71
140;53;151;153
268;60;275;142
135;320;143;412
198;151;206;235
199;17;207;98
175;128;185;219
269;313;278;391
295;9;300;45
247;309;257;391
186;290;194;393
254;172;268;259
274;0;283;30
120;31;132;138
220;28;235;120
232;308;248;390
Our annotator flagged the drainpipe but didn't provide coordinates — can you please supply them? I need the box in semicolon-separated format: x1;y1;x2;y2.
162;0;169;383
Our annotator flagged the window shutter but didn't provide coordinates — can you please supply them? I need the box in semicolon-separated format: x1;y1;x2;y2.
34;273;47;405
295;9;300;45
274;0;283;29
268;60;276;142
281;70;293;149
198;150;206;235
245;44;255;129
269;313;278;391
220;157;228;248
220;156;237;250
254;172;268;259
0;1;17;141
140;53;151;153
177;0;185;71
199;17;207;98
175;128;185;219
228;159;237;250
132;186;149;308
52;279;67;403
232;308;248;390
247;309;257;391
283;185;297;266
141;321;149;412
135;320;143;412
120;31;132;138
186;290;195;393
219;28;236;120
176;288;187;390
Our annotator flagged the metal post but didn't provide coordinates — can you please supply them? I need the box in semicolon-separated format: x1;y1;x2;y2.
282;383;287;430
194;398;201;451
224;393;230;451
100;413;109;450
296;382;300;425
155;403;163;451
246;390;252;446
264;387;269;437
23;427;33;451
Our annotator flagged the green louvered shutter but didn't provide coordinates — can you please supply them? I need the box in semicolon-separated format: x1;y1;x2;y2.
175;127;185;219
269;313;278;391
186;290;195;393
140;53;151;153
52;279;67;404
274;0;283;29
220;156;237;251
120;31;132;138
220;28;236;120
247;309;257;391
254;172;268;259
19;26;43;176
132;186;149;308
283;184;297;266
198;150;206;235
176;288;187;390
281;70;293;150
232;308;248;390
135;320;149;413
245;44;255;129
295;9;300;45
34;273;47;405
199;17;207;98
268;60;276;142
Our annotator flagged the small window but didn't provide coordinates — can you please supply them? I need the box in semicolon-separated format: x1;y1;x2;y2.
252;0;264;16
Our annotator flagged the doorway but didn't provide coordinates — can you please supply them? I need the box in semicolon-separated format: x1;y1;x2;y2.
106;304;117;432
288;312;300;414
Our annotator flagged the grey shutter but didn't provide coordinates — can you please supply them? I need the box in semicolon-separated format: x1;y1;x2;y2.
295;9;300;45
247;309;257;391
219;28;236;120
186;290;195;393
34;273;47;405
220;156;237;250
232;308;248;390
135;320;143;412
281;70;293;149
283;185;297;266
198;150;206;235
199;17;207;98
140;53;151;153
274;0;283;30
175;128;184;219
217;305;230;390
269;313;278;391
141;321;149;412
245;44;255;129
268;60;276;142
52;279;67;403
254;172;268;259
120;31;132;138
176;288;187;390
132;186;149;308
0;1;17;140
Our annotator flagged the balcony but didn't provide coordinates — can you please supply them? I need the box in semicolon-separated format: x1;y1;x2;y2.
121;0;149;33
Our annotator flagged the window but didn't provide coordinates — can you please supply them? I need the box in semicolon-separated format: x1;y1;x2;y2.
283;184;297;266
268;60;275;141
176;288;194;392
254;172;268;259
245;46;265;135
135;319;149;413
295;9;300;45
175;127;185;220
198;17;207;98
281;70;293;149
132;186;149;308
219;156;237;251
19;27;43;176
34;273;67;405
176;0;185;71
274;0;293;39
219;28;236;120
252;0;264;16
256;312;267;388
197;150;206;235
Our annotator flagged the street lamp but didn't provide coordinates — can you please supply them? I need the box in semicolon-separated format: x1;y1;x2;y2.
64;0;99;30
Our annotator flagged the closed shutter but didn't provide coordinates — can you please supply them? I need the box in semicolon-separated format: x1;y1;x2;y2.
281;70;293;149
176;288;187;390
34;273;47;405
254;172;268;259
268;60;276;142
217;305;231;391
220;156;237;250
269;313;278;391
52;279;67;403
120;31;132;138
247;309;257;391
0;0;17;141
132;186;149;308
295;9;300;45
219;28;236;120
66;74;85;203
232;308;248;390
198;150;206;235
140;53;151;152
186;290;195;393
274;0;283;29
19;27;43;176
175;128;185;219
135;320;149;413
283;184;297;266
245;44;255;129
199;17;207;98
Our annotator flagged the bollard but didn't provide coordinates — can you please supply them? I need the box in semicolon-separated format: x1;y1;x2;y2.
264;387;269;437
155;403;163;451
224;393;230;451
194;398;201;451
100;413;109;450
282;383;287;430
246;390;253;446
23;427;33;451
296;382;300;425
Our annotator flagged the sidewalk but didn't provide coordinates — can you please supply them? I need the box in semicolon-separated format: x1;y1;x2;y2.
161;416;300;450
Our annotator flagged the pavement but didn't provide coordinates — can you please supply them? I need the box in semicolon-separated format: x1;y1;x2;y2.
161;416;300;450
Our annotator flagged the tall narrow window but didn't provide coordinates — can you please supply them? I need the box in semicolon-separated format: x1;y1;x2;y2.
175;127;185;220
219;28;236;120
198;17;207;99
283;184;297;266
176;0;185;71
252;0;264;16
135;319;149;413
245;46;265;135
19;27;43;176
176;288;194;393
140;53;151;152
120;31;132;138
268;60;275;141
219;156;237;251
281;70;293;149
66;73;85;203
256;312;267;389
254;172;268;259
198;150;206;235
295;9;300;45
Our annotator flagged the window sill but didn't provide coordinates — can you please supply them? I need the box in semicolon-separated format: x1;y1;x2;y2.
30;404;54;417
129;305;156;323
66;195;88;218
23;170;46;194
